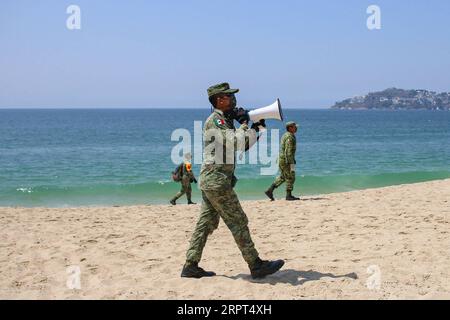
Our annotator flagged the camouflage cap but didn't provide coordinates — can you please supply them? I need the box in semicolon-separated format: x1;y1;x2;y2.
286;121;299;129
207;82;239;98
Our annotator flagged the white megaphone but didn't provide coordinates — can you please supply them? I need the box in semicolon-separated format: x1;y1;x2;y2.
247;99;284;123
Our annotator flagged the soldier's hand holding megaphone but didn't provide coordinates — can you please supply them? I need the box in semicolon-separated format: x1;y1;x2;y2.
233;107;250;124
233;107;267;132
251;119;266;132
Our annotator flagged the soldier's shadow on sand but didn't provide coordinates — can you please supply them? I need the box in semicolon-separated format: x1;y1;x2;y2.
223;269;358;286
300;197;329;201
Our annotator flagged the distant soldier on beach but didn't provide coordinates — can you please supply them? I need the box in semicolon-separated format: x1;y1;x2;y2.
265;121;300;201
180;82;285;279
170;153;197;205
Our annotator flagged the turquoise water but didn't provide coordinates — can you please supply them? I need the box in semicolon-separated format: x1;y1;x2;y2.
1;109;449;207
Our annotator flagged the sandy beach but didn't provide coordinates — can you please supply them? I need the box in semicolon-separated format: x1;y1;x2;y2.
1;179;450;300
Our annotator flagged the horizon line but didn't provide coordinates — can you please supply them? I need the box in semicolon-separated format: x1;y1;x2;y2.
0;106;331;110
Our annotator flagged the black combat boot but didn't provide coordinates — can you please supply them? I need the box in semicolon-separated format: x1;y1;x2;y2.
285;190;300;201
250;258;285;279
170;199;176;205
187;196;196;205
181;262;216;278
264;184;277;201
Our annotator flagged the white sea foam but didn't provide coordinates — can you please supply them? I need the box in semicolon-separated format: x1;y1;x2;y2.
16;187;33;193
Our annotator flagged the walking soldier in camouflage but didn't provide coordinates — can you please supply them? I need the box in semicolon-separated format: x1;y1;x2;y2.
170;153;197;205
265;121;301;201
181;82;285;279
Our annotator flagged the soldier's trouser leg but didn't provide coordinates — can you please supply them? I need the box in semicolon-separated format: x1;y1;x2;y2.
273;175;285;189
186;189;259;266
275;164;295;192
211;189;259;266
285;170;296;192
187;189;259;266
186;191;220;264
172;183;188;201
185;184;192;202
273;163;288;189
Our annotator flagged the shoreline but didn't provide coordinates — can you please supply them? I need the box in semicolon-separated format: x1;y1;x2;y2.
1;179;450;299
2;177;450;209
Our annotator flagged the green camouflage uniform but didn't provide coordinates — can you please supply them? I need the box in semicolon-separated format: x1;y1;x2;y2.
273;132;297;191
185;109;260;267
172;163;195;202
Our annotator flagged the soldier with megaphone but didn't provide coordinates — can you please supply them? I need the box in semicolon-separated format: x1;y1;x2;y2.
181;82;285;279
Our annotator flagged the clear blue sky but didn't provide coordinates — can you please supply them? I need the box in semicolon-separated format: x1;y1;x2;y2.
1;0;450;108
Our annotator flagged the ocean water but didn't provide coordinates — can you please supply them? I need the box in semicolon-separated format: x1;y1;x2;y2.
1;109;449;207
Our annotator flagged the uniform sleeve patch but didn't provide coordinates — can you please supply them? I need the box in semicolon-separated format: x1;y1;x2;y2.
214;118;225;126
